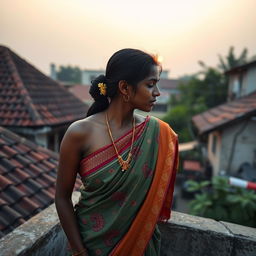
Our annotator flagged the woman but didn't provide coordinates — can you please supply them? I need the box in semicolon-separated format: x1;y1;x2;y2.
55;49;178;256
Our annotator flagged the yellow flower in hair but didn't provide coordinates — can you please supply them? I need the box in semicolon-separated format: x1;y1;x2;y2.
98;83;107;96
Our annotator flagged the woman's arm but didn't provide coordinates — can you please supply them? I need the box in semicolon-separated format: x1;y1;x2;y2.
55;122;89;256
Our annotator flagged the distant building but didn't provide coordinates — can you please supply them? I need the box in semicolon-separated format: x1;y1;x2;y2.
0;46;88;152
153;78;180;113
50;63;57;80
226;59;256;101
82;69;104;85
192;60;256;176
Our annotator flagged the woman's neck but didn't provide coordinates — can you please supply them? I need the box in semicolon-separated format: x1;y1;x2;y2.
105;98;134;129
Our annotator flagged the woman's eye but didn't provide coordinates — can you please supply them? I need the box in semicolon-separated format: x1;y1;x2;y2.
147;84;154;88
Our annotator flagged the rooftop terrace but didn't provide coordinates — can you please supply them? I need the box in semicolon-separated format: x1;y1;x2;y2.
0;192;255;256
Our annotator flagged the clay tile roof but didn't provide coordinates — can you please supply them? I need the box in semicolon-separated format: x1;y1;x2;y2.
0;45;88;128
68;84;92;102
192;91;256;135
0;126;82;238
225;59;256;75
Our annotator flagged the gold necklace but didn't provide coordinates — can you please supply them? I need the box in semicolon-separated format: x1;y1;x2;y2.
105;112;135;171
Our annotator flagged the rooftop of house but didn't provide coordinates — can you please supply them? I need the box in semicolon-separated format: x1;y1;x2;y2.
68;84;92;102
192;90;256;135
225;59;256;75
0;126;82;238
0;45;88;128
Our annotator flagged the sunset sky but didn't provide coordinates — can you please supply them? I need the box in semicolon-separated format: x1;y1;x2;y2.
1;0;255;78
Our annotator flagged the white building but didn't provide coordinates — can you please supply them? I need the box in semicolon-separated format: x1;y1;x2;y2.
82;69;105;85
192;60;256;176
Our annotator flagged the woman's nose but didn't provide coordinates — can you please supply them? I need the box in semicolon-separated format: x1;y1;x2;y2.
153;85;161;97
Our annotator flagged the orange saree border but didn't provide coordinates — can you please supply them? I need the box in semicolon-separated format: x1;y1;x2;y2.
110;118;178;256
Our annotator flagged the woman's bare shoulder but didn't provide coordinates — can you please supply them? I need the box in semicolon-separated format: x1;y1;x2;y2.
65;117;93;140
65;114;103;139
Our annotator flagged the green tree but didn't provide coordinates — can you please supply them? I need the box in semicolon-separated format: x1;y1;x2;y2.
163;104;193;142
56;65;82;83
218;46;248;71
163;66;227;142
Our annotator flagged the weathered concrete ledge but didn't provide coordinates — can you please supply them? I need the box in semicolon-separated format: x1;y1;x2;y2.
159;212;256;256
0;192;255;256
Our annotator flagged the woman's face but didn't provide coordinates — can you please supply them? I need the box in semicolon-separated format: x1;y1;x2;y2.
129;65;161;112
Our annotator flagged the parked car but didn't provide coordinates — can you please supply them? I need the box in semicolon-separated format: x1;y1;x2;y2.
237;162;256;182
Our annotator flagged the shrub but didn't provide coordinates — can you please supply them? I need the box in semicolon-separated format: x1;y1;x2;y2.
187;176;256;227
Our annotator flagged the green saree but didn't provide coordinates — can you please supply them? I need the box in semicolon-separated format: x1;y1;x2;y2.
73;116;178;256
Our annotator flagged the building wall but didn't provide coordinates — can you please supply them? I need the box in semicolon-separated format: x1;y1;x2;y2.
161;70;169;79
243;66;256;95
35;133;48;148
219;120;256;175
82;70;104;85
36;129;65;153
228;65;256;101
207;131;222;176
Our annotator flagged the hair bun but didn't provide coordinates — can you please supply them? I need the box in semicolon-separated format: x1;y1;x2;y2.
89;75;107;101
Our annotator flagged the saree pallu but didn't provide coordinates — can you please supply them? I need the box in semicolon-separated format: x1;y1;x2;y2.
75;116;178;256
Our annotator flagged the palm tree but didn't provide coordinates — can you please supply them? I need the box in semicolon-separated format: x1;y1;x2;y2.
218;46;248;71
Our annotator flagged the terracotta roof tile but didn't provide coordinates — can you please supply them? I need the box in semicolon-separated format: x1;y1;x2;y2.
16;183;34;195
0;126;81;238
0;175;12;189
0;205;24;227
0;158;16;171
192;91;256;135
4;185;26;202
0;45;88;128
2;145;17;157
8;168;30;182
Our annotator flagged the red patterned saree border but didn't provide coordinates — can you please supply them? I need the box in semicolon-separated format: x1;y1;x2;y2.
79;116;150;177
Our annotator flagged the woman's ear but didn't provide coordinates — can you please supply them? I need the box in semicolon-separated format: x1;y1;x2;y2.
118;80;129;96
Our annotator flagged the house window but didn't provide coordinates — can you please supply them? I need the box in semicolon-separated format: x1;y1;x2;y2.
211;134;217;154
47;133;55;151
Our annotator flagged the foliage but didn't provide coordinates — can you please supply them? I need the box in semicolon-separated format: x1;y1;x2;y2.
56;65;82;83
163;68;226;142
218;46;248;71
162;104;193;142
187;176;256;227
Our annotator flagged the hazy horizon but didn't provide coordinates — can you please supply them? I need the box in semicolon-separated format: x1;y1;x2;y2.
1;0;255;78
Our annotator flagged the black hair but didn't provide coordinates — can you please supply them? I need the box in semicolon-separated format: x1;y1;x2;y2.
86;48;161;117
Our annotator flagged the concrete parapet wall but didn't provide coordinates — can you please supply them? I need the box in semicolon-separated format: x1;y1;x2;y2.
159;212;256;256
0;192;255;256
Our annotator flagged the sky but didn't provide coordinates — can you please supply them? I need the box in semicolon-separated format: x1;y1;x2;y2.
1;0;256;78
